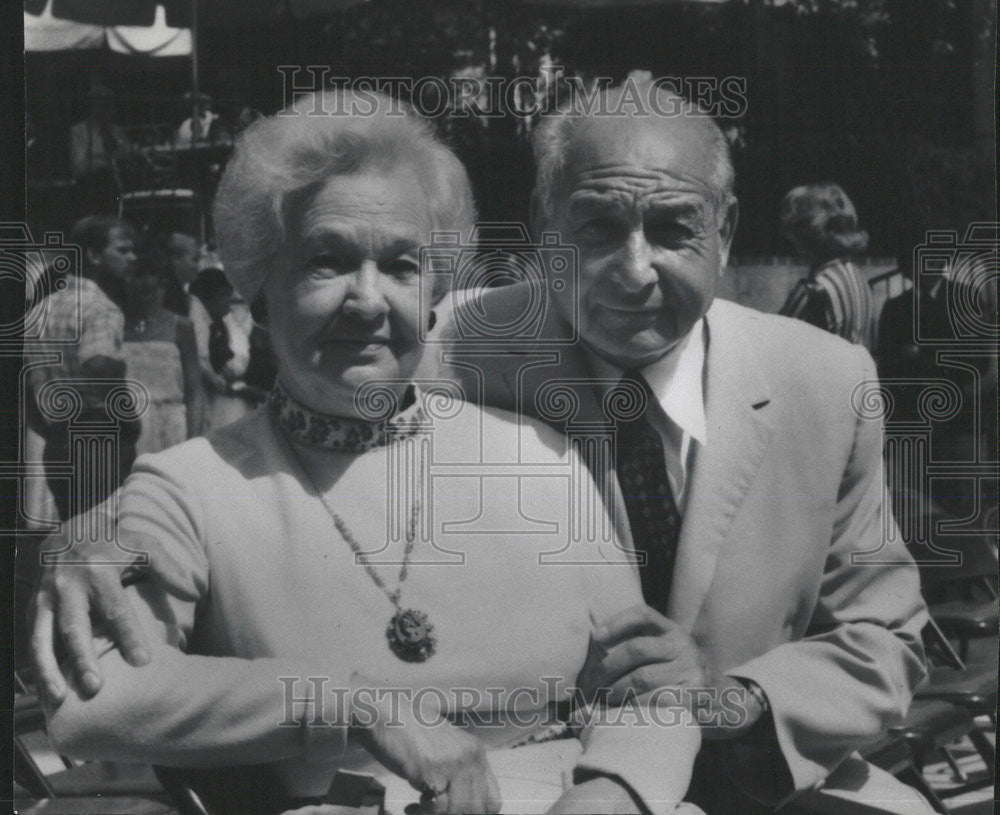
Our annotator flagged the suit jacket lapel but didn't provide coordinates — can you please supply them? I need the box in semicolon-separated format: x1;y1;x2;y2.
667;300;775;630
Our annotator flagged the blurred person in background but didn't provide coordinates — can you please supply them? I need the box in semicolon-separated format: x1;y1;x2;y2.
778;183;876;352
24;214;141;520
122;245;203;454
153;231;201;317
69;82;133;214
69;83;128;180
877;218;998;526
176;92;232;146
189;261;260;430
17;215;142;662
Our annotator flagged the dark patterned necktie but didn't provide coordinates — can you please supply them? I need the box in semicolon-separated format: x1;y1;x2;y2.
613;371;682;614
209;317;234;374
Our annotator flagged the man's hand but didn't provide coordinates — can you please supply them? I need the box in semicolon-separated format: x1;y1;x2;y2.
353;688;502;814
577;605;763;738
28;532;150;704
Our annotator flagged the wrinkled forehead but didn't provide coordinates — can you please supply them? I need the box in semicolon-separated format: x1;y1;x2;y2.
559;115;720;201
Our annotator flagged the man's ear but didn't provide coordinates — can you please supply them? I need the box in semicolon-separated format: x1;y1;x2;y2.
86;247;101;269
718;196;739;274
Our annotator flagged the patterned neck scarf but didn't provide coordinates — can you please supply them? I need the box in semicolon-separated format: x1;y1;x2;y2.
268;381;427;453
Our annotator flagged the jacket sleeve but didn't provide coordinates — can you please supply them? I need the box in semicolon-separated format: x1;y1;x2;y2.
45;455;349;767
725;346;929;803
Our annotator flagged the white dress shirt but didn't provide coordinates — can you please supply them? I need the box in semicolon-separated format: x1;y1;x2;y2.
189;296;251;382
588;319;707;512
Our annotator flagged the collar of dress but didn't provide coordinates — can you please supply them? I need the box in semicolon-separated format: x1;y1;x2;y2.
268;381;428;453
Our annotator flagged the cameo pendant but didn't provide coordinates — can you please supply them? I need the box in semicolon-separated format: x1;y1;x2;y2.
387;608;436;662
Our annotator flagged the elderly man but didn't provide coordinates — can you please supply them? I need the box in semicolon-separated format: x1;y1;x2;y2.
437;85;929;813
30;84;928;814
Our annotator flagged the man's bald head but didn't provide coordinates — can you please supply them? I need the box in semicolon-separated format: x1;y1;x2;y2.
527;80;740;369
532;83;734;222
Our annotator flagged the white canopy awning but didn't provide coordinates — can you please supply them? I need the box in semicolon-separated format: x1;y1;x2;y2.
25;1;191;55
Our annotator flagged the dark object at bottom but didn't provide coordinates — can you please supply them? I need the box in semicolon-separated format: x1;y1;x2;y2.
154;765;386;815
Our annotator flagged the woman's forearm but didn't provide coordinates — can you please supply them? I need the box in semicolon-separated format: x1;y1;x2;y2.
45;643;348;767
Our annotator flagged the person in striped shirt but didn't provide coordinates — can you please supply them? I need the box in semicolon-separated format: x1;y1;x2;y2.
777;183;876;351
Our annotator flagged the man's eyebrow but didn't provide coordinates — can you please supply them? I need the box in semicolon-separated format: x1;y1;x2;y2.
381;235;424;258
566;192;630;215
300;220;350;240
300;227;353;250
645;199;708;223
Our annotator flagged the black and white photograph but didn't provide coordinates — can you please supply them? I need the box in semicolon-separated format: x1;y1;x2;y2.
4;1;998;813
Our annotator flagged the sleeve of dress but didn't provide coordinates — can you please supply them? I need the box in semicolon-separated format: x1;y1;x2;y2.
569;453;702;815
44;452;350;767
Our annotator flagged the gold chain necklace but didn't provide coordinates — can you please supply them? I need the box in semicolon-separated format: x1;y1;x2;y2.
277;424;436;663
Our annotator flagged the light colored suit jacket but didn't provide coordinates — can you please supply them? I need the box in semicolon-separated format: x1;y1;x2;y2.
433;283;929;808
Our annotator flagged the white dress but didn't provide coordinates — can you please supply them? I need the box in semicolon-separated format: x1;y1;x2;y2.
46;393;701;814
123;331;187;456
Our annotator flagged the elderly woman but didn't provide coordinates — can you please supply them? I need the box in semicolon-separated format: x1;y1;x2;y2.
777;182;876;351
42;93;701;815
